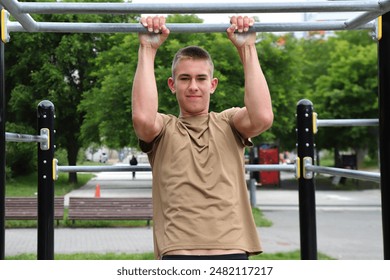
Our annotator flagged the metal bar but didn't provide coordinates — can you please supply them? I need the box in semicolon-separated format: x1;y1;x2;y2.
37;100;55;260
5;21;374;34
5;132;47;143
0;5;5;260
306;165;381;183
378;10;390;260
249;179;257;208
0;0;37;32
15;1;383;14
57;164;296;173
296;99;318;260
58;165;153;173
345;0;390;29
317;119;379;127
0;0;386;34
245;164;295;172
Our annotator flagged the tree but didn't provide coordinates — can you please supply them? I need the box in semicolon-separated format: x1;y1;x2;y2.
311;31;378;166
254;33;304;149
5;0;135;183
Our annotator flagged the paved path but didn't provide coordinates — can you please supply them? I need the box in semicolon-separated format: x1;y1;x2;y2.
4;165;384;259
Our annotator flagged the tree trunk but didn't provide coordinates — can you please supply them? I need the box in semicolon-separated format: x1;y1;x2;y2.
334;146;340;167
66;137;79;184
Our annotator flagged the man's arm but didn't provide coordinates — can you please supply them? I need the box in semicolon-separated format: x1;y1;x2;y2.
132;16;170;143
227;16;274;139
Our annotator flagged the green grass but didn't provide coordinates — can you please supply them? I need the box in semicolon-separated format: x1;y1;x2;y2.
252;207;272;227
5;172;94;197
6;250;333;260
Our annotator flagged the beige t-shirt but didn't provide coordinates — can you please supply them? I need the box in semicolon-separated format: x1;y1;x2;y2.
140;108;262;259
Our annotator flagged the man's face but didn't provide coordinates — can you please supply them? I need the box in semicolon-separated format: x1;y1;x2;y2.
168;58;218;118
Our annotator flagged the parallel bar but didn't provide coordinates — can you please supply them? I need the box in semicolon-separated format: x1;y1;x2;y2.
5;132;47;143
58;165;153;173
6;21;374;34
57;164;296;173
0;0;387;34
0;0;37;31
16;1;382;14
305;165;381;183
317;119;379;127
245;164;295;172
345;0;390;29
58;162;380;182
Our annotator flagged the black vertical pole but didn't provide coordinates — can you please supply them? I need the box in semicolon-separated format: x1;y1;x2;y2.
378;12;390;260
0;7;5;260
37;100;55;260
296;99;317;260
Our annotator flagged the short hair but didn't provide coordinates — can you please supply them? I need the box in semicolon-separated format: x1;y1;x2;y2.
171;46;214;79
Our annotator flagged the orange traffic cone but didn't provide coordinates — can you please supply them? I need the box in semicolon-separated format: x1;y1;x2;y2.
95;184;101;198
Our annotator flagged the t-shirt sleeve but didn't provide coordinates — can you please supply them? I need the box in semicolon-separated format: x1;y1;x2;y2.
222;108;254;147
138;113;170;154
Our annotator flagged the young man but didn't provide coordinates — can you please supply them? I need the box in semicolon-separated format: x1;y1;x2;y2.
132;15;273;260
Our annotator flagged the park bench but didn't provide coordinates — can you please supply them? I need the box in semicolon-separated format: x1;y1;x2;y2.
5;197;65;225
67;197;153;226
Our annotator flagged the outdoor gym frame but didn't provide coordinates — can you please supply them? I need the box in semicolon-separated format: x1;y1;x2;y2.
0;0;389;260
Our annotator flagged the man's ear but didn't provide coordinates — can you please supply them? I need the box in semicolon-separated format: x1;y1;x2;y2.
168;77;175;94
210;78;219;94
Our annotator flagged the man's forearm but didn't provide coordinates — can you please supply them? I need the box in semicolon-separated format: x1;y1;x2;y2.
132;46;159;137
239;44;273;126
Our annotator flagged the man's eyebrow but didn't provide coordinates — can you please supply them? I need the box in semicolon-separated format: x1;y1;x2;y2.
177;73;209;78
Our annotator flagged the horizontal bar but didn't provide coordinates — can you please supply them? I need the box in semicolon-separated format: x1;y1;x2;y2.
345;0;390;29
58;165;153;173
1;0;387;35
7;21;374;34
0;0;38;31
317;119;379;127
16;1;382;14
57;164;296;173
245;164;296;172
5;132;47;143
306;164;381;183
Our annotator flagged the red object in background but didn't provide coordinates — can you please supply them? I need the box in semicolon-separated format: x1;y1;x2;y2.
259;148;280;186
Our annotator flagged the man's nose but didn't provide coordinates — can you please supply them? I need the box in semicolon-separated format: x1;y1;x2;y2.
188;78;198;90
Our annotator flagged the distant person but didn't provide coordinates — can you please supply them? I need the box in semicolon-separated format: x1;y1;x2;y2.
129;155;138;179
132;15;273;260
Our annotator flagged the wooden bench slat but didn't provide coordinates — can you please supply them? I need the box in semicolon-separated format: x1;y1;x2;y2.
5;197;64;221
68;197;153;224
